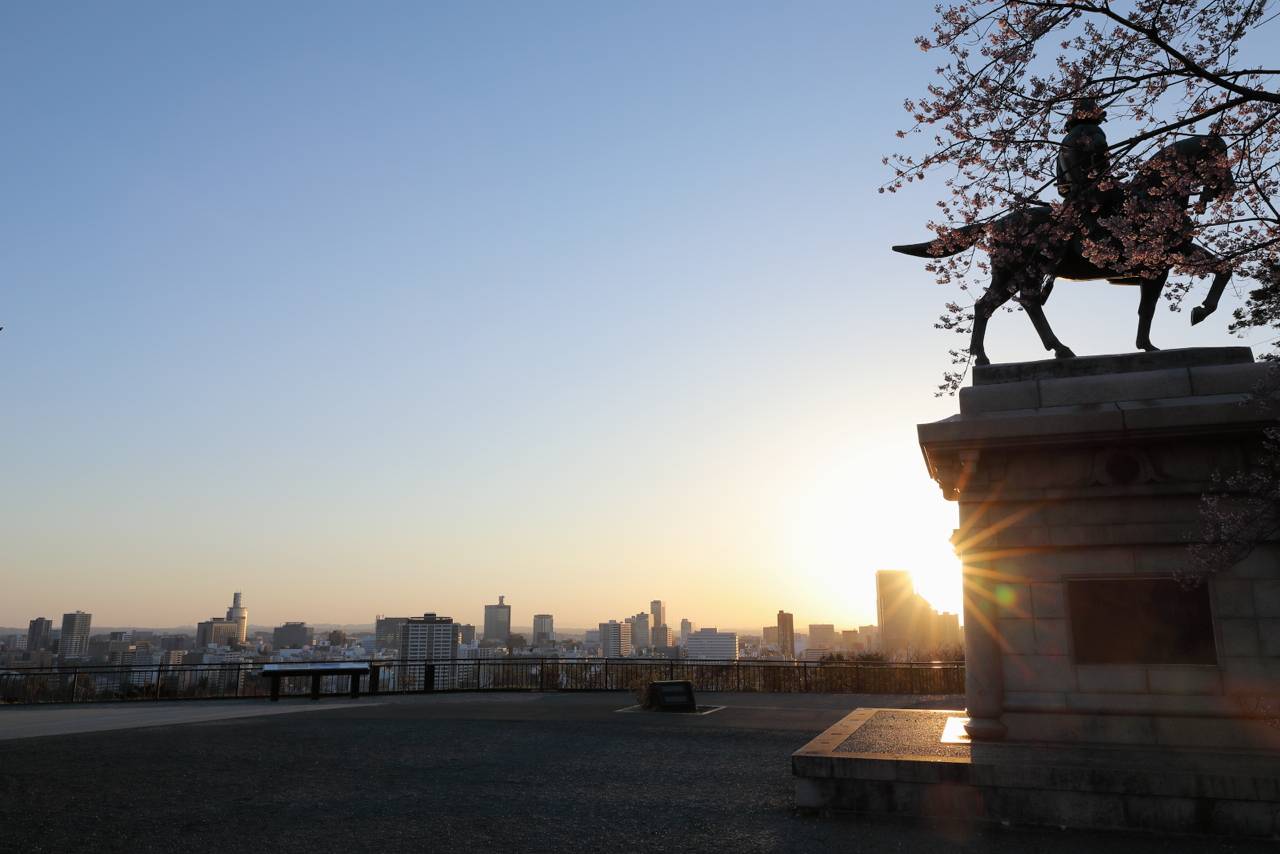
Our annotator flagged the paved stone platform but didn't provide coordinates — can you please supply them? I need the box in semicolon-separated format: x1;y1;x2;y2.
793;708;1280;838
0;698;377;740
9;692;1274;852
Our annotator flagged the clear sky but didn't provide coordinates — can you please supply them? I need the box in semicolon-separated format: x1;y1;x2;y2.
0;2;1261;632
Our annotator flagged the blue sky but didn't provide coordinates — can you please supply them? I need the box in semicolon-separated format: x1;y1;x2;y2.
0;3;1256;630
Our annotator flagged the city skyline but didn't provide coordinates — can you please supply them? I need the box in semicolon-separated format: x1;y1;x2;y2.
3;583;933;638
1;3;1256;631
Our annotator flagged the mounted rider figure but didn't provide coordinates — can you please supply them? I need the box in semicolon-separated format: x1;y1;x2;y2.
891;94;1237;366
1054;97;1124;264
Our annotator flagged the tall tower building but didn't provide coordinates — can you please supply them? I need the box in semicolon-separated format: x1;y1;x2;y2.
398;614;458;660
225;591;248;644
680;618;692;645
532;614;555;646
650;600;666;634
626;612;650;653
59;611;92;660
876;569;919;655
776;610;795;659
599;620;633;658
483;595;511;643
26;617;52;652
399;613;459;690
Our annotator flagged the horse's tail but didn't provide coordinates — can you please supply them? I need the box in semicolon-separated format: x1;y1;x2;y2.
892;223;984;258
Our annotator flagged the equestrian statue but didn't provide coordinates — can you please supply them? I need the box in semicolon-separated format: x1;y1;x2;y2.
893;98;1236;366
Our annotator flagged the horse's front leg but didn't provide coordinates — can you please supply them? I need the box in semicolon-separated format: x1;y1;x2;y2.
970;282;1012;367
1191;269;1231;326
1186;243;1230;326
1023;300;1076;360
1136;273;1168;351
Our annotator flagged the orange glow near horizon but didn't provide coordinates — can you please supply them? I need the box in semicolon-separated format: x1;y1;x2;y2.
779;440;963;625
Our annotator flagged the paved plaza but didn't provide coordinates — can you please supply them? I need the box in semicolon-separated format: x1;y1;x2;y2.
0;692;1273;853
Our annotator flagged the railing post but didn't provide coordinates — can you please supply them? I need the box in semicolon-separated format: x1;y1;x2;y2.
603;658;608;690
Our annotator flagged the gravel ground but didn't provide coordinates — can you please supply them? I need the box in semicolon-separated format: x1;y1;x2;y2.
0;692;1273;854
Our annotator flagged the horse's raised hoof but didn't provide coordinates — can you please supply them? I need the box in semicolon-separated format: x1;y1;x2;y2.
1137;342;1161;353
1191;304;1214;326
1053;345;1076;360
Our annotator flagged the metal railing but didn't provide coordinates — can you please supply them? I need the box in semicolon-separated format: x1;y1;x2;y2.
0;658;964;705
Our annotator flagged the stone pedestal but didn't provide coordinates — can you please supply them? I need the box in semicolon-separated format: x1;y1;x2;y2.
919;346;1280;750
793;347;1280;835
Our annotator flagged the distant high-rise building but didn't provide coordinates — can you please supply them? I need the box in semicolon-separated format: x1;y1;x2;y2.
532;614;555;646
859;625;880;651
484;596;511;643
679;618;693;645
26;617;52;653
686;628;738;660
59;612;92;660
626;613;650;653
876;570;958;656
272;622;312;650
160;634;191;652
776;611;795;659
650;600;666;634
375;616;410;653
808;624;837;650
762;625;779;646
651;624;674;648
935;611;962;649
225;591;248;644
841;629;862;651
599;620;632;658
877;570;915;653
196;618;240;649
458;624;476;645
399;613;458;689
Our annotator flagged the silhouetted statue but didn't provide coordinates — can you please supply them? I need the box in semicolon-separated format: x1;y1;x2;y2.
894;98;1235;366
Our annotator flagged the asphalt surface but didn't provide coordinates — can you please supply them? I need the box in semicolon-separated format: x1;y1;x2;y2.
0;692;1273;853
0;699;372;740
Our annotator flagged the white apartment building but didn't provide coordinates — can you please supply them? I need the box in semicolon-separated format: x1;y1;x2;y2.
399;613;459;690
599;620;633;658
685;628;739;660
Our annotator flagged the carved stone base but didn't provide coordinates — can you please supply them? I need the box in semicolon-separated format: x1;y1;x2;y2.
918;347;1280;748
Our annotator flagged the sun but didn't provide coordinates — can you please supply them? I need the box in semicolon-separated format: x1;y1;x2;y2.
781;446;963;624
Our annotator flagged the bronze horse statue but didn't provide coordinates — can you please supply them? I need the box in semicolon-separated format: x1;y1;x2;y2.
893;135;1235;366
